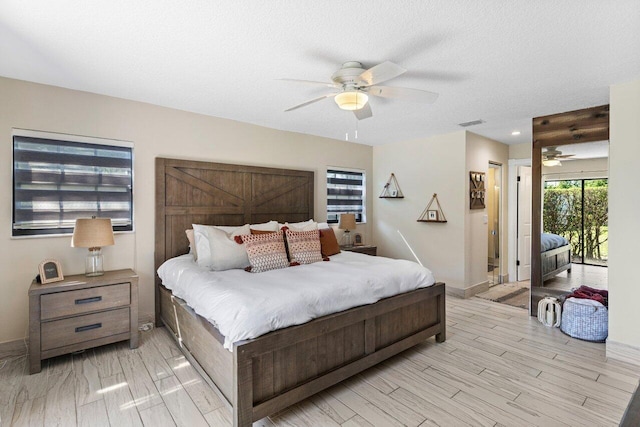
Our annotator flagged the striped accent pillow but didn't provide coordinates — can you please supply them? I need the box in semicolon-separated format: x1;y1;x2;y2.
241;231;289;273
285;229;323;265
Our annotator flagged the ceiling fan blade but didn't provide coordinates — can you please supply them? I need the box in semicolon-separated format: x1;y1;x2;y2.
368;85;439;103
354;103;372;120
285;93;335;112
556;154;575;158
278;78;338;88
358;61;406;86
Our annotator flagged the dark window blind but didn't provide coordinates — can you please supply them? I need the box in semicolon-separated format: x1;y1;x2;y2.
327;169;366;224
12;135;133;236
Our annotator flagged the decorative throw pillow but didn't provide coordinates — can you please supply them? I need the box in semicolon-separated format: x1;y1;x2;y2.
193;224;251;270
285;229;323;265
319;228;341;257
250;229;276;235
241;231;289;273
185;229;197;260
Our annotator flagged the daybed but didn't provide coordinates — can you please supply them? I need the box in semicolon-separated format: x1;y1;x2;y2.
154;158;446;427
541;232;572;282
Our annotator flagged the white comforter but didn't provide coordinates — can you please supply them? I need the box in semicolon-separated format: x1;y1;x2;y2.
157;251;435;350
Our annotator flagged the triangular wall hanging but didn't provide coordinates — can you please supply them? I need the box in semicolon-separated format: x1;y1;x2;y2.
417;193;447;223
379;173;404;198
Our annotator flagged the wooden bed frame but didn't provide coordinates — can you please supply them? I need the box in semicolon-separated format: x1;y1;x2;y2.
155;158;446;426
542;244;572;282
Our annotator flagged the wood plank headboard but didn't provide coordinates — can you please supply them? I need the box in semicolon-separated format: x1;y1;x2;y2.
155;157;314;270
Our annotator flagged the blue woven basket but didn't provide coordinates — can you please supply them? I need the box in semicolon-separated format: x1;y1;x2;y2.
560;297;608;342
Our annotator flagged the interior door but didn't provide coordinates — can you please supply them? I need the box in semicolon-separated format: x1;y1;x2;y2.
517;166;532;280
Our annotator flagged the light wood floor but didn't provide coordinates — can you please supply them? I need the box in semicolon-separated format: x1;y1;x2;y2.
544;263;608;291
1;296;638;426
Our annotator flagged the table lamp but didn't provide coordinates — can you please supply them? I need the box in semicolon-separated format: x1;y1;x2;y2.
72;217;115;276
338;213;357;247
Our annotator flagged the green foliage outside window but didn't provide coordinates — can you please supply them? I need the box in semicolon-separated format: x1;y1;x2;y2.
543;181;608;264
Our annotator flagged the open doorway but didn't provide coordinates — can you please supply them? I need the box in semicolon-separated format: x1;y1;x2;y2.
487;163;502;285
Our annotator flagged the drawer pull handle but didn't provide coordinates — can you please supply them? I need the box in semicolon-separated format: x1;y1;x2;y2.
75;323;102;333
75;296;102;305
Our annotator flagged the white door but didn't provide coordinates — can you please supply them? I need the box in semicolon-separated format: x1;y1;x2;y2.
517;166;532;281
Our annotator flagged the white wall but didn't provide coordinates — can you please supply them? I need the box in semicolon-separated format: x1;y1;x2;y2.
372;131;467;289
0;77;373;344
509;142;532;160
372;130;508;295
608;78;640;354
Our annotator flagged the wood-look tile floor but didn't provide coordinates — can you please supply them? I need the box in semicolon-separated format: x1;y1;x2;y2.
1;296;638;426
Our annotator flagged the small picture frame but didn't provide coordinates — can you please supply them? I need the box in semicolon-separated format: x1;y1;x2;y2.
427;210;438;221
353;232;363;246
38;259;64;284
390;189;398;197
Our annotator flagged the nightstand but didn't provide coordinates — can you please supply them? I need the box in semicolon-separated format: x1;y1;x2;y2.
341;245;377;256
28;268;138;374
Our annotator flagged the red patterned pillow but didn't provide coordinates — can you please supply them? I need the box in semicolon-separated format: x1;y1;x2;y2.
241;231;289;273
285;229;323;265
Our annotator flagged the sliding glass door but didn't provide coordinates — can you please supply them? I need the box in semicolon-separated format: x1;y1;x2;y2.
543;178;608;266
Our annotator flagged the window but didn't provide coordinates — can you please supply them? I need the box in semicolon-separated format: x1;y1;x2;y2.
12;131;133;237
326;168;366;224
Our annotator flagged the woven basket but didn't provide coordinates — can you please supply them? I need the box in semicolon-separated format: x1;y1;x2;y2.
560;297;608;342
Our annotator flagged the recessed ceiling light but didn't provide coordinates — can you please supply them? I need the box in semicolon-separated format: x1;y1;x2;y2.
511;131;521;136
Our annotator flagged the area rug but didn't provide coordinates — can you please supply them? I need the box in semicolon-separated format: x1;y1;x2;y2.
476;282;530;309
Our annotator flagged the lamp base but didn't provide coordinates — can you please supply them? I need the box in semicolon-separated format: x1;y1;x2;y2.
342;230;353;247
86;248;104;276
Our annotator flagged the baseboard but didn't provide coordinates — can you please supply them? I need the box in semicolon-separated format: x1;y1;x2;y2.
446;281;490;299
0;339;27;358
607;340;640;367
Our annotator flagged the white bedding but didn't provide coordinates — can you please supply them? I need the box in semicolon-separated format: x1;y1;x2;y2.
157;251;436;350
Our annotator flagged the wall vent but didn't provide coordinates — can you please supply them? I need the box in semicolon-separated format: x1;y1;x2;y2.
458;119;485;127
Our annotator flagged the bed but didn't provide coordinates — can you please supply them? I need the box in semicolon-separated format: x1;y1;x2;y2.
154;158;446;427
541;233;572;282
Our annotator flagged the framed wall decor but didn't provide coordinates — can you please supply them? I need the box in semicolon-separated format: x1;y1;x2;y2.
353;232;363;246
38;259;64;284
427;210;438;221
470;171;486;209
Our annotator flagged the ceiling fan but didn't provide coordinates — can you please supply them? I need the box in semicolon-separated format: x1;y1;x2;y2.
281;61;439;120
543;146;574;166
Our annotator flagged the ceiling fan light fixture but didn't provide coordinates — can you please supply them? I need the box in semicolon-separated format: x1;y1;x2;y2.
334;91;368;111
543;159;562;167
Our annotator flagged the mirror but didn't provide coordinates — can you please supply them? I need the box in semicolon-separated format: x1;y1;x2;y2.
530;106;610;314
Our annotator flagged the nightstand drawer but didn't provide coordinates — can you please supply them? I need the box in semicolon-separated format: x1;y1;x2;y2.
41;307;130;351
41;283;130;320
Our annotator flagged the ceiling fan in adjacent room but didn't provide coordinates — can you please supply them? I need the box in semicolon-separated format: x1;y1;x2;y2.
281;61;439;120
543;146;575;166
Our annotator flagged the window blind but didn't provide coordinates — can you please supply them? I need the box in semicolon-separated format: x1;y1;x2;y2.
326;169;366;224
12;135;133;236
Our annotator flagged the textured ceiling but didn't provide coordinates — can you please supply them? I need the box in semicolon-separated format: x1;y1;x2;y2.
1;1;639;146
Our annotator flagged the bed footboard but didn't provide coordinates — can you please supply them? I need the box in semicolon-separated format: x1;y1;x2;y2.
542;245;572;282
159;282;445;427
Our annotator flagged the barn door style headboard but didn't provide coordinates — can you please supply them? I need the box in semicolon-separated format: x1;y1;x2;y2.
155;157;314;270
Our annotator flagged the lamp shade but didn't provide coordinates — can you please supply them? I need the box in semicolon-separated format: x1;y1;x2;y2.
334;91;368;111
338;213;357;231
71;218;115;248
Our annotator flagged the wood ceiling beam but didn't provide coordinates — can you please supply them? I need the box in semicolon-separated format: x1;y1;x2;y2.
532;104;609;147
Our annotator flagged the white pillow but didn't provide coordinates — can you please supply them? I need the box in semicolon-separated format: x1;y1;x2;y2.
285;220;318;232
317;222;330;229
193;224;251;271
250;220;279;232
